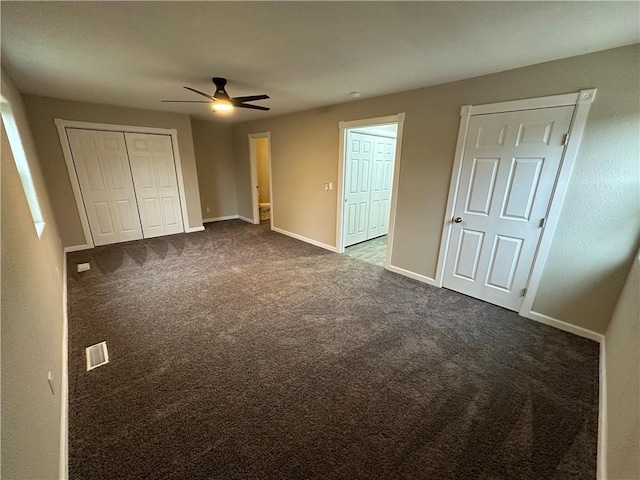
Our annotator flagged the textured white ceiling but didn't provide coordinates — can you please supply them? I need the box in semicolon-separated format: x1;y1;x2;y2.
1;1;638;123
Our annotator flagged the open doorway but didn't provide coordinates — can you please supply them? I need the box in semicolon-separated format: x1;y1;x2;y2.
248;132;272;227
336;114;405;267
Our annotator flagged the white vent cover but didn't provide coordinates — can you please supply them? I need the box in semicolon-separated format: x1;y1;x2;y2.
86;341;109;371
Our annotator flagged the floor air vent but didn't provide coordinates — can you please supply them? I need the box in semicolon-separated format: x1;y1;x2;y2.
86;341;109;371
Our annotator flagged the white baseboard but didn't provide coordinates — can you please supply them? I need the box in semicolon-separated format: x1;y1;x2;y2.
384;266;604;344
385;263;439;287
523;311;604;343
202;215;239;223
65;225;208;249
60;251;69;479
238;215;255;224
598;340;607;480
271;226;337;252
63;244;92;253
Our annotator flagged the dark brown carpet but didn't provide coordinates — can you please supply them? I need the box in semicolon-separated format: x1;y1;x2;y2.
66;220;599;480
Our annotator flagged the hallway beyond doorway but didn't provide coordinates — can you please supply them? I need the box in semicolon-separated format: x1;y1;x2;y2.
344;235;387;266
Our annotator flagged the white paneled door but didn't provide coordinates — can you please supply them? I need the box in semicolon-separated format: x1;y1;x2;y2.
443;105;575;311
344;131;396;247
344;132;375;247
125;133;184;238
68;129;184;246
368;136;396;239
68;129;143;246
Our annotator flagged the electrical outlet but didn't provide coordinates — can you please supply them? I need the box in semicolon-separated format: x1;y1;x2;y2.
205;206;210;213
77;262;90;273
324;182;329;191
47;371;55;396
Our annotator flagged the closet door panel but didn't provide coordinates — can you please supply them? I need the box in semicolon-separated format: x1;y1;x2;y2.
162;197;179;227
125;133;184;238
98;131;143;242
94;202;116;236
116;200;138;232
127;136;163;238
67;129;142;246
143;198;163;228
367;136;396;239
343;132;374;247
151;136;183;232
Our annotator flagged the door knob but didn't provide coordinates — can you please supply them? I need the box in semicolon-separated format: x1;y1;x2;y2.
453;217;463;223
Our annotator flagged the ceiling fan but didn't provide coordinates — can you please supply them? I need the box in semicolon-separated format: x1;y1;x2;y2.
162;77;270;112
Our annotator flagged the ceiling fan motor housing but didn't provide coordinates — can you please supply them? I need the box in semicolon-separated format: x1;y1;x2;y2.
212;77;230;100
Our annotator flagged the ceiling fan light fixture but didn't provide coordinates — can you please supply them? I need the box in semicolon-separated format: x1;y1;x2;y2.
212;100;233;112
163;77;269;112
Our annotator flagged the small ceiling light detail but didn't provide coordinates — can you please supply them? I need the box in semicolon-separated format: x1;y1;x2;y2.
212;101;233;112
349;91;361;98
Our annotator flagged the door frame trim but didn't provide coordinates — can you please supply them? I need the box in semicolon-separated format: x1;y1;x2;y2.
434;89;597;318
55;119;192;249
247;131;273;226
336;113;406;264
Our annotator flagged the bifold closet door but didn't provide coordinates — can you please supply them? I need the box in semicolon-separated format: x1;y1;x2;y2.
124;133;184;238
368;136;396;239
343;132;396;247
67;129;143;246
344;131;375;247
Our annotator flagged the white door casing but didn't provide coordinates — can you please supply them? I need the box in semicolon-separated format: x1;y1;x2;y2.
248;132;272;226
368;136;396;239
344;131;375;247
125;133;184;238
336;113;406;257
67;129;143;246
443;105;575;311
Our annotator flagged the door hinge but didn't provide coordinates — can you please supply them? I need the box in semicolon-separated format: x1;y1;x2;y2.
539;218;546;228
562;133;569;146
521;288;527;297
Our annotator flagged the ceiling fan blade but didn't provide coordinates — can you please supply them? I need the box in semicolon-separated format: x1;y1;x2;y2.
236;103;270;111
231;94;270;103
183;86;215;100
161;100;212;103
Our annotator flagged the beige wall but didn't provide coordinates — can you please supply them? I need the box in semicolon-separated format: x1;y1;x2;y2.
23;95;203;247
605;253;640;479
191;118;237;219
1;70;65;479
232;45;640;334
256;137;270;204
233;112;341;243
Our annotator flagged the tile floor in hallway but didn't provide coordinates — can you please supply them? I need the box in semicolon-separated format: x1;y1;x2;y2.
344;235;388;266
